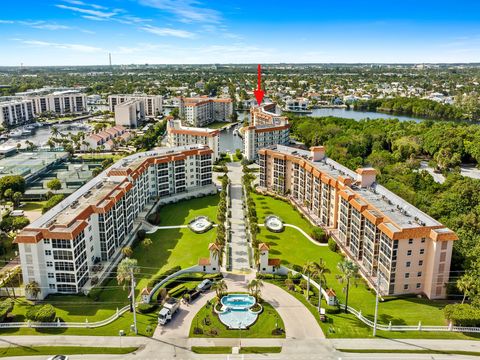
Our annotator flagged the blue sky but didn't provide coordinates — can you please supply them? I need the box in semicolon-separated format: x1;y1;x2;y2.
1;0;480;65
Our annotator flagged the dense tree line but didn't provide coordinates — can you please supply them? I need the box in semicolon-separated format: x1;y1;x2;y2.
290;115;480;301
354;97;480;121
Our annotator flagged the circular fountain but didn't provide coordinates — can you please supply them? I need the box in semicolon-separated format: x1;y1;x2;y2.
215;294;262;329
264;215;284;233
188;216;213;233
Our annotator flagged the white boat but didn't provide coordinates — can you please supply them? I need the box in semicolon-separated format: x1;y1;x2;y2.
8;129;23;138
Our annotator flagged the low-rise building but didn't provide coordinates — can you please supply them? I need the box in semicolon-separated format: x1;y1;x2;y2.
81;126;129;151
179;97;233;127
258;145;457;299
15;145;215;299
285;98;309;111
108;94;163;117
114;99;145;127
166;119;219;160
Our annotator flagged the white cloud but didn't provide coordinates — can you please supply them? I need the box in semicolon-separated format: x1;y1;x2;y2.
139;0;221;23
56;4;118;19
20;40;102;53
140;25;195;38
62;0;108;10
0;20;14;24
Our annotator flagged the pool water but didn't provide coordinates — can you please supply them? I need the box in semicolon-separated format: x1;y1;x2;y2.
218;294;259;329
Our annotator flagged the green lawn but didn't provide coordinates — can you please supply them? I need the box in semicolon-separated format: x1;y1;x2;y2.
206;121;230;129
0;346;138;358
2;195;219;336
189;300;285;338
21;201;46;212
254;193;480;339
191;346;232;354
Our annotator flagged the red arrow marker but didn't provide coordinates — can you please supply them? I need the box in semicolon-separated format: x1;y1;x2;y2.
254;64;265;106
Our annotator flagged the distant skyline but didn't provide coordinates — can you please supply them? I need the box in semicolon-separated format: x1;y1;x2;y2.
1;0;480;66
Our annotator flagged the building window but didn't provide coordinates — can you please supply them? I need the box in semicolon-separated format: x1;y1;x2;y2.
48;273;54;279
49;284;56;290
405;273;410;278
417;272;422;277
46;261;53;267
45;250;52;256
44;239;50;244
416;283;421;289
407;250;412;256
406;261;411;267
420;249;425;255
419;260;423;266
421;238;426;243
408;239;413;245
404;284;409;290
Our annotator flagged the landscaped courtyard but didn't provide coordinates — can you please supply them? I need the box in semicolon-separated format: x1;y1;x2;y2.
252;192;480;339
1;194;220;336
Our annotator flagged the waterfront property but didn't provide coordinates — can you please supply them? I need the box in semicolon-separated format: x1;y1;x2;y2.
166;119;220;160
0;98;35;127
81;125;131;151
243;103;290;161
14;145;215;299
179;96;233;127
16;87;87;116
108;94;163;118
258;145;457;299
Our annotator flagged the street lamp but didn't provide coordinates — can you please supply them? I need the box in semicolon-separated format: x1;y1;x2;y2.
373;272;384;337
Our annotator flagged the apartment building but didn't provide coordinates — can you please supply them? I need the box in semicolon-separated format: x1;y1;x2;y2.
285;98;309;111
81;125;131;151
15;145;215;299
250;103;285;126
108;94;163;117
258;145;457;299
0;98;35;127
179;97;233;127
244;103;290;161
114;99;145;127
166;119;219;160
17;89;87;115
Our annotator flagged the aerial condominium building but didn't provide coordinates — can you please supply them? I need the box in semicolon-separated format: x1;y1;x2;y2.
108;94;163;117
244;103;290;161
15;145;215;300
15;87;87;116
179;97;233;127
0;98;35;127
258;145;458;299
166;119;220;160
114;99;145;127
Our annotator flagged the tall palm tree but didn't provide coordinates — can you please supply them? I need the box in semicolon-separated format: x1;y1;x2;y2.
211;243;222;267
457;274;478;304
116;258;139;291
25;280;41;302
284;278;295;291
302;261;314;300
50;127;59;137
310;258;331;312
211;279;227;299
336;260;359;313
248;279;264;300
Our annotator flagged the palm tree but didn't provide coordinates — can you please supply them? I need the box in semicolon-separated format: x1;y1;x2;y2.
457;274;478;304
248;279;264;300
211;279;227;299
284;278;295;291
310;258;331;312
50;127;59;137
336;260;359;313
211;243;222;266
116;258;139;290
25;280;41;302
121;246;133;258
302;261;314;300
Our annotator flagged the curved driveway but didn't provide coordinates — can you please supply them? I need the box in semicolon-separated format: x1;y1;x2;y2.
154;273;324;340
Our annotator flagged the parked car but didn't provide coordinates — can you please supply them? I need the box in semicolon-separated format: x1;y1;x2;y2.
196;279;212;292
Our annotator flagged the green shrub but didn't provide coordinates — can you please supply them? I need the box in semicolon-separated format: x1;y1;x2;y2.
147;265;182;288
291;264;303;273
146;212;161;225
444;304;480;326
88;287;102;301
137;303;158;314
328;238;337;252
326;305;341;314
0;298;14;322
310;228;326;243
26;304;56;322
168;284;186;297
42;194;65;214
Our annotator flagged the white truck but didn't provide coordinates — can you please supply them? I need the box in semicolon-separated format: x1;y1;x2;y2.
158;298;180;325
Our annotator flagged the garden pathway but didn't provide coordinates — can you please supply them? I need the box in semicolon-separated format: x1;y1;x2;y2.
227;162;251;272
259;223;328;247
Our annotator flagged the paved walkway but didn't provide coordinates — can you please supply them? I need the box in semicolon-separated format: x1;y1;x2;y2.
227;162;250;271
259;223;328;247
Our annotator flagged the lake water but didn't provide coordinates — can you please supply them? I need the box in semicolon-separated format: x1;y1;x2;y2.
308;108;423;122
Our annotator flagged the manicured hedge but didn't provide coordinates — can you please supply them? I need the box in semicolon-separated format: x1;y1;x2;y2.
146;266;182;288
0;298;14;322
137;303;158;314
